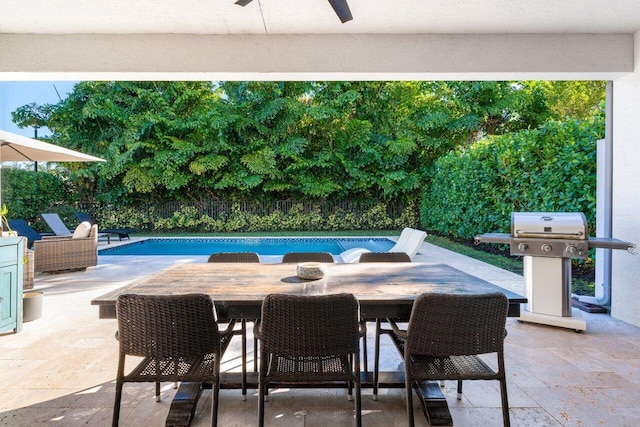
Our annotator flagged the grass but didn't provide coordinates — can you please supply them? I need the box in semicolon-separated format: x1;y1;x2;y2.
424;234;595;296
424;234;524;274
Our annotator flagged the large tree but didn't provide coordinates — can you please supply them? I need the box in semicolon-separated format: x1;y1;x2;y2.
38;80;604;207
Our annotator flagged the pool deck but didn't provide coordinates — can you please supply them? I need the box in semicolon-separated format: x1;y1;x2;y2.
2;237;640;426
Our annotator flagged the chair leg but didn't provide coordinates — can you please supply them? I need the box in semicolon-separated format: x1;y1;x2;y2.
457;379;463;400
355;379;362;426
347;355;353;401
211;380;221;427
499;377;510;427
155;381;161;402
241;319;247;401
212;357;222;427
258;351;267;427
372;318;381;401
362;323;368;374
405;366;415;427
498;354;510;427
354;355;362;427
263;352;270;401
253;324;258;373
112;380;124;427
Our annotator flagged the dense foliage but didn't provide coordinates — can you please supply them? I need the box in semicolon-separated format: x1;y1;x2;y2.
422;116;603;239
1;167;76;230
43;81;594;203
2;80;605;234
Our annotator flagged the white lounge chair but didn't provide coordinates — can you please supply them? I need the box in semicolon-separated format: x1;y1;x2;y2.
340;227;427;263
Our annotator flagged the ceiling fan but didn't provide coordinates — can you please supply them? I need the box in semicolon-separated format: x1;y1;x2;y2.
234;0;353;23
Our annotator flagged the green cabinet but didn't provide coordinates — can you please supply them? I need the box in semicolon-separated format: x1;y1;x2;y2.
0;237;24;334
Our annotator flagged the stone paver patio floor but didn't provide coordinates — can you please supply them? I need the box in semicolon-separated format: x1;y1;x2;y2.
2;238;640;426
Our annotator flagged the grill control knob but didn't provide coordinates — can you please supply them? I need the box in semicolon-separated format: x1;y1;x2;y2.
517;243;529;252
541;244;553;253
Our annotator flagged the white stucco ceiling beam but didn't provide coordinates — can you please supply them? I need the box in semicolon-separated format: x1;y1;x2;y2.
0;33;633;80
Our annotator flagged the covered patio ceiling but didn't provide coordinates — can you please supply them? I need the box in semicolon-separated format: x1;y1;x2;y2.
2;0;640;35
1;0;639;81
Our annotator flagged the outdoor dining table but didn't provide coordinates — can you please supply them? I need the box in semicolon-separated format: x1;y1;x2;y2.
92;261;526;426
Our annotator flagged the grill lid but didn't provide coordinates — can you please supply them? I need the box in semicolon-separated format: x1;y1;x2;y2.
511;212;587;240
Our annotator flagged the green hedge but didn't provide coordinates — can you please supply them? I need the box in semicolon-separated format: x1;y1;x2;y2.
1;167;77;230
421;117;602;239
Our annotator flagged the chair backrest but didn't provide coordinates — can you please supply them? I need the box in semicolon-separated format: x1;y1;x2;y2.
88;224;99;241
406;293;508;357
281;252;334;263
358;252;411;263
389;228;427;259
389;227;413;252
208;252;260;263
7;219;42;248
116;293;220;358
260;293;360;357
41;213;72;235
76;212;95;225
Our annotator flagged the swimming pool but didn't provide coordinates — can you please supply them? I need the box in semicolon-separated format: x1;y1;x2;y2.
99;237;395;256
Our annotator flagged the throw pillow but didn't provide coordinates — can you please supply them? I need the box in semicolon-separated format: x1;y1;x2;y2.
72;221;92;239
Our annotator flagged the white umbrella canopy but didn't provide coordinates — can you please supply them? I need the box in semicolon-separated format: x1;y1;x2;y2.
0;130;105;230
0;130;105;163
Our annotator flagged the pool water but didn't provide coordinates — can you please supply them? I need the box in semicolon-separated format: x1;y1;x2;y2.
99;237;395;256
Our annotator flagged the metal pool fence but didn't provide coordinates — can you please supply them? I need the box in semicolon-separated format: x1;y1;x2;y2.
76;199;415;232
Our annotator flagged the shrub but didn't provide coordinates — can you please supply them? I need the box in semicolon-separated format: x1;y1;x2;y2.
1;167;76;226
421;117;602;239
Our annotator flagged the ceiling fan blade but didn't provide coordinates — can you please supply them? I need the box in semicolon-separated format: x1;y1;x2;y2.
328;0;353;23
235;0;253;6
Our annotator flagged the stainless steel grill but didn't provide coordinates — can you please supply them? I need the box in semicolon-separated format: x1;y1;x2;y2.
475;212;635;331
476;212;632;259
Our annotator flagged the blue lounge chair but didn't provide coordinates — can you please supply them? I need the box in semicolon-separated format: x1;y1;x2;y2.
41;213;73;236
7;219;42;249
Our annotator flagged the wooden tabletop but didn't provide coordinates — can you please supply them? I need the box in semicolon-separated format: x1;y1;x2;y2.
92;262;526;319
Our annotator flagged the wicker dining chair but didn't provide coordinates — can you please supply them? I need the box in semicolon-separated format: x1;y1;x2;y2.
357;250;411;400
207;252;260;263
388;293;510;427
256;293;363;427
281;251;334;263
207;251;260;400
113;294;234;427
358;251;411;263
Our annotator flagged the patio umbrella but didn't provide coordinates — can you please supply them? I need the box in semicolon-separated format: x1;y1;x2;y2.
0;129;105;228
0;130;104;163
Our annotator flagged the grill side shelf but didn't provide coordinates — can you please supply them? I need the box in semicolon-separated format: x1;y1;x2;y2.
588;237;636;251
474;233;511;245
